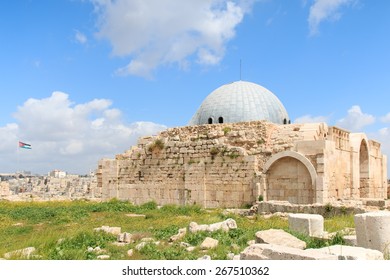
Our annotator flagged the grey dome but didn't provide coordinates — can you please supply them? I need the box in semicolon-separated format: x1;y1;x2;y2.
188;81;289;125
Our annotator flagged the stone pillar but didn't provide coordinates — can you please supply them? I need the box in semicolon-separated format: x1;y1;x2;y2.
288;213;324;238
354;211;390;256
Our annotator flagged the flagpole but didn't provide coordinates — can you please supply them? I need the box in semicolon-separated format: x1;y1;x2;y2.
16;141;19;174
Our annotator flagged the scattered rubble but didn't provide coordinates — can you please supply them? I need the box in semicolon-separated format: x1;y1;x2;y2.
189;218;237;233
255;229;306;249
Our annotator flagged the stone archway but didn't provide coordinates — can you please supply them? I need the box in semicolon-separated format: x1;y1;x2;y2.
359;139;370;198
263;151;317;204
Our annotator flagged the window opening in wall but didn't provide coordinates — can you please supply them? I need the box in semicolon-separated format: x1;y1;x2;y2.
288;120;291;124
208;118;213;124
218;117;223;123
283;118;287;124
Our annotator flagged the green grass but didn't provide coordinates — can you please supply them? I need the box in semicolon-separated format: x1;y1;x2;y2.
0;200;355;260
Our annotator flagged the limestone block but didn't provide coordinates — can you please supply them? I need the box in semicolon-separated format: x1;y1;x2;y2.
169;228;187;242
200;237;219;249
306;245;384;260
354;211;390;255
343;235;357;246
240;244;337;260
288;213;324;237
97;255;110;260
255;229;306;249
210;218;238;232
94;226;121;235
4;247;36;259
135;242;147;251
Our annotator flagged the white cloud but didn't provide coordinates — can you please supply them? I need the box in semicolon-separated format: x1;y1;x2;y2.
308;0;355;36
75;30;88;44
380;112;390;123
91;0;256;78
294;114;329;124
336;105;375;131
0;93;166;174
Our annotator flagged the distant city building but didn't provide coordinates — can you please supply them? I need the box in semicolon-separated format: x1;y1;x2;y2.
48;170;67;178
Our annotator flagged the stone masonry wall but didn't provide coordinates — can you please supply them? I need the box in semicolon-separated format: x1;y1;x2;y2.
97;121;317;207
97;121;387;207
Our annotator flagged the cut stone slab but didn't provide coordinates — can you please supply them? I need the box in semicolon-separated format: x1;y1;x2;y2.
135;242;147;251
117;232;133;243
255;229;306;249
189;219;237;233
240;244;337;260
4;247;36;259
355;211;390;255
125;214;146;218
94;226;121;235
288;213;324;237
208;218;237;232
97;255;110;260
306;245;384;260
200;237;219;249
169;228;187;242
343;235;357;246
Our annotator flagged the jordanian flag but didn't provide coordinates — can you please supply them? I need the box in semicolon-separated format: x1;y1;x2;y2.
19;141;32;149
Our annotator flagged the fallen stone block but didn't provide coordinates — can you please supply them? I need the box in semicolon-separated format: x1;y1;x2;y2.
306;245;384;260
354;211;390;255
200;237;219;249
169;228;187;242
135;242;147;251
288;213;324;237
255;229;306;249
240;244;337;260
117;232;133;243
189;219;237;233
97;255;110;260
4;247;36;259
208;218;237;232
343;235;357;246
186;246;195;252
125;213;146;218
94;226;121;235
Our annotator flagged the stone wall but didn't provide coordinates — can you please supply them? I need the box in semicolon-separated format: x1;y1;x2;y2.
97;121;387;207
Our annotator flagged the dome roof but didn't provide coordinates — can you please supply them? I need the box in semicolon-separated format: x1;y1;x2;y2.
188;81;289;125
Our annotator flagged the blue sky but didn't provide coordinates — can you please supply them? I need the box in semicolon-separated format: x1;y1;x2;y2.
0;0;389;174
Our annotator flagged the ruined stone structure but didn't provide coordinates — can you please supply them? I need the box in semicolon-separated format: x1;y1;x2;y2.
97;81;387;207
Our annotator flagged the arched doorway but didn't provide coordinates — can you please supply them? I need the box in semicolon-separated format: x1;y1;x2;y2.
359;140;370;198
264;152;316;204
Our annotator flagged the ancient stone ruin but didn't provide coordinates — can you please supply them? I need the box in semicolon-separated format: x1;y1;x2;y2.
97;121;387;207
97;81;387;207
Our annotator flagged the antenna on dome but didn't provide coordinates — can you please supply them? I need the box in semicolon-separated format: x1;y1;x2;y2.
240;59;242;80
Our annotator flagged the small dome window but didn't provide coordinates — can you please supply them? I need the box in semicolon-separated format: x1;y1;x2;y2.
208;118;213;124
218;117;224;123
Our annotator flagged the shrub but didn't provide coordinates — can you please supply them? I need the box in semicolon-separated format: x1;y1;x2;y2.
148;139;165;153
140;201;158;211
210;147;219;156
223;127;231;135
257;138;265;145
